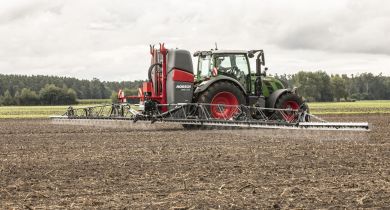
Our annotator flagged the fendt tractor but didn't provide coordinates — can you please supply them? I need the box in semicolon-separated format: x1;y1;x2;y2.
54;43;369;131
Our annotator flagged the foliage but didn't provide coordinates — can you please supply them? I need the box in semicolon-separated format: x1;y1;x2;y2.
290;71;333;102
20;88;40;105
2;90;14;106
275;71;390;102
0;74;143;101
331;75;347;102
38;84;77;105
111;91;119;103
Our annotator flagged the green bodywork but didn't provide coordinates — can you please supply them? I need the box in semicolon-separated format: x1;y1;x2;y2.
256;75;285;97
195;52;286;98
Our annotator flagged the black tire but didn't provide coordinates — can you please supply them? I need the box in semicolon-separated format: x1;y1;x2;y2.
198;81;246;118
181;81;245;129
275;92;308;122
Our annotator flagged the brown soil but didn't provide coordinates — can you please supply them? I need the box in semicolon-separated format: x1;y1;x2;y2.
0;114;389;209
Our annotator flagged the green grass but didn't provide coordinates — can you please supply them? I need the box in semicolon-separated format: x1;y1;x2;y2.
0;99;113;119
0;100;389;119
308;100;390;114
77;99;111;105
0;105;102;119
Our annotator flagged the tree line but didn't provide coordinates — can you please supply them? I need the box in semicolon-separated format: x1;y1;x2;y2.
0;85;77;105
275;71;390;102
0;72;389;105
0;74;143;105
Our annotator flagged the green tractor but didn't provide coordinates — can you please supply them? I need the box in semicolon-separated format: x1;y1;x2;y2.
192;49;308;121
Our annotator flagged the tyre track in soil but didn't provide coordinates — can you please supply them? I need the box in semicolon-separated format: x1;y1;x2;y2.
0;115;389;209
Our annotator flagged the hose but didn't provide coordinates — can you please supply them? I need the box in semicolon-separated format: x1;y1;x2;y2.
148;63;162;82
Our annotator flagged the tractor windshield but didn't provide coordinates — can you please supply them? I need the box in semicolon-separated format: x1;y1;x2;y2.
214;54;249;76
197;53;250;89
214;54;250;88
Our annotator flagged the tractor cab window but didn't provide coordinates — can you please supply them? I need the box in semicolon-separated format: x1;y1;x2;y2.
235;54;249;75
198;55;211;78
217;56;232;70
214;54;249;76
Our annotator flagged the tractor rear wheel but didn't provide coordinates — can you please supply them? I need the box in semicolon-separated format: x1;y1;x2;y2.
275;92;306;122
197;81;245;119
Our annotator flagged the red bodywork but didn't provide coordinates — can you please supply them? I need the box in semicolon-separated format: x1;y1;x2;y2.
172;69;193;82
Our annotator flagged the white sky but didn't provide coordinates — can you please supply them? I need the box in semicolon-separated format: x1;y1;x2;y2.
0;0;389;81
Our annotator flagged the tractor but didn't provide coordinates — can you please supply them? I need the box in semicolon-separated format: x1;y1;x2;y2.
192;49;307;121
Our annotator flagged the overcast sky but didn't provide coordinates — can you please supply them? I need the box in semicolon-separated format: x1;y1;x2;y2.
0;0;389;81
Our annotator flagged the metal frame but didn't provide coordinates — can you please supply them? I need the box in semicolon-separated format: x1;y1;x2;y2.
52;103;369;131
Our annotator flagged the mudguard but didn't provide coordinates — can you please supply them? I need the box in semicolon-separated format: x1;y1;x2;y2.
265;88;290;108
194;75;247;95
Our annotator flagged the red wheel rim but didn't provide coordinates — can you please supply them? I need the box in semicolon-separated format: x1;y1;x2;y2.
282;100;300;121
211;92;239;119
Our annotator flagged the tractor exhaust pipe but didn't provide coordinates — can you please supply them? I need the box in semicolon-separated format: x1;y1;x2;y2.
255;50;265;96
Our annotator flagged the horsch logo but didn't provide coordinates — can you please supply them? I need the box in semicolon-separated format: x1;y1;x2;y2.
176;84;191;89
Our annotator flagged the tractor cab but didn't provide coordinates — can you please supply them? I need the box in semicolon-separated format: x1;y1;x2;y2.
194;49;276;99
195;50;251;93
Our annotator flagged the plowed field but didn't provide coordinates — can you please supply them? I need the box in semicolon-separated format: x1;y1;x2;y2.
1;114;389;209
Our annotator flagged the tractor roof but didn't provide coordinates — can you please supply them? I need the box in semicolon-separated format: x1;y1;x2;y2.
194;50;248;57
212;50;248;54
